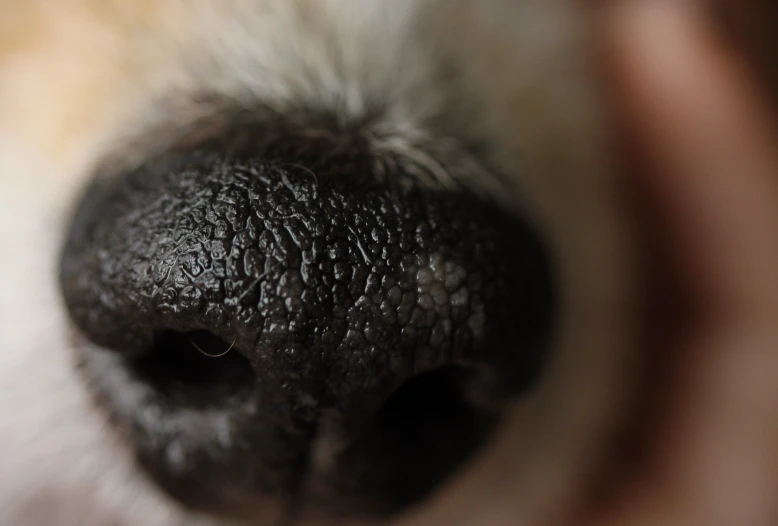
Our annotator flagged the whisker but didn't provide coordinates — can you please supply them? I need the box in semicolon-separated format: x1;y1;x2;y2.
188;337;236;358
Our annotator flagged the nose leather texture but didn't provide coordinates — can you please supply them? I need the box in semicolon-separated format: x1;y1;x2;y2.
60;151;555;517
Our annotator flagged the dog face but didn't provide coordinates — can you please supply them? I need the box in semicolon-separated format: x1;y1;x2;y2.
0;1;632;524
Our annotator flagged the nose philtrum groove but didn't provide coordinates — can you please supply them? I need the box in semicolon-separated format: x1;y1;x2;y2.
60;150;555;516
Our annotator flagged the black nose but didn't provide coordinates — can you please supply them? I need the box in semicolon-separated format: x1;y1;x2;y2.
60;147;555;520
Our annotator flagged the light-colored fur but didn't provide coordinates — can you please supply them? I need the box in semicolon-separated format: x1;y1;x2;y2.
0;1;633;524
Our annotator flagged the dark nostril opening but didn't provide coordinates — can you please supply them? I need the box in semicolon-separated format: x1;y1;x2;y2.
317;364;497;517
378;365;486;462
128;330;255;410
372;365;495;510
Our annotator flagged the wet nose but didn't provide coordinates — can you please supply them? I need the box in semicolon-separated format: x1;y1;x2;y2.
59;148;555;518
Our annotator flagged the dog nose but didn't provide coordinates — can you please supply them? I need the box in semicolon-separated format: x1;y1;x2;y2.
59;147;555;519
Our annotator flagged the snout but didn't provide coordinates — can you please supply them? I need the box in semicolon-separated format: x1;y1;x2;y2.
59;137;556;520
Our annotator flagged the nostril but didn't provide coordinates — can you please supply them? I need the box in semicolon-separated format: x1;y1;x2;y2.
128;330;255;410
302;364;498;516
377;366;488;459
370;365;495;511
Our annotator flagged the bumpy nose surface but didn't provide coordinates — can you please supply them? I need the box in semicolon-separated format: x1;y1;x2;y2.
60;149;555;518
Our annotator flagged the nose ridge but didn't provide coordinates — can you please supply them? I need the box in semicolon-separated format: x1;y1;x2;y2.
60;149;555;516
